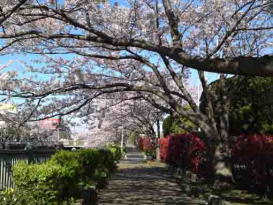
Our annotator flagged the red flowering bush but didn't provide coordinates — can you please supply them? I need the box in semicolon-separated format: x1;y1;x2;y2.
137;137;144;150
159;132;273;194
159;133;206;174
232;134;273;193
159;137;169;161
137;137;157;159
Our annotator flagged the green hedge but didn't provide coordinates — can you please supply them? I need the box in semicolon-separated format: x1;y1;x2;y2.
0;147;121;204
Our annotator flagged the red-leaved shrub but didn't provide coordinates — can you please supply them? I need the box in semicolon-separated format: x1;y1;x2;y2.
137;137;157;152
159;133;206;173
232;134;273;193
159;132;273;194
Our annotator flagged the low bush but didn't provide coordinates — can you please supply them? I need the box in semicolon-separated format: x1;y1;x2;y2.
159;133;206;174
50;149;116;189
232;134;273;193
0;188;76;205
5;148;118;204
106;143;123;162
137;137;157;159
0;188;38;205
159;132;273;195
12;160;75;204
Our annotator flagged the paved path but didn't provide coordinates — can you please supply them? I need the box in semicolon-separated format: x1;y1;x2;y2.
97;149;205;205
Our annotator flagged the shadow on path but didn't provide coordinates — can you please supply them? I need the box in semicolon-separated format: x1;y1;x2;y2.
97;162;205;205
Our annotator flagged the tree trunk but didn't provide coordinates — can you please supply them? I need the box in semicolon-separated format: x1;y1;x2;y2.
213;143;233;182
207;138;233;185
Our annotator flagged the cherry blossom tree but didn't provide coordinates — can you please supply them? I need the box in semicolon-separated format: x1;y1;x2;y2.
0;0;273;75
77;93;164;146
99;96;164;138
1;0;273;180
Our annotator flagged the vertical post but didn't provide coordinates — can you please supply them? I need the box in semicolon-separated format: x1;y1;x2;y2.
157;119;160;138
120;126;124;150
197;83;200;104
57;128;60;143
197;84;201;132
156;113;161;161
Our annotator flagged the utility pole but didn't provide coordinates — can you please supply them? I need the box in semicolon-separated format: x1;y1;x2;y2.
156;112;161;161
157;119;160;138
120;126;124;150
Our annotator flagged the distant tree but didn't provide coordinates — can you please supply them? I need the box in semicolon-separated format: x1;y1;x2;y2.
163;107;197;137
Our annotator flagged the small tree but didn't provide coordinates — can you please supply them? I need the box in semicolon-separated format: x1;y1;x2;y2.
163;110;197;137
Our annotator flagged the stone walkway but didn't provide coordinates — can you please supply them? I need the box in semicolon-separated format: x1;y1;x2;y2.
97;150;206;205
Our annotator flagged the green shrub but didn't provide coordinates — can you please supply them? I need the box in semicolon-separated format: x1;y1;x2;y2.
50;149;116;189
0;188;76;205
48;150;84;198
12;160;75;204
0;188;37;205
106;143;123;162
10;148;117;204
92;149;115;189
77;149;111;189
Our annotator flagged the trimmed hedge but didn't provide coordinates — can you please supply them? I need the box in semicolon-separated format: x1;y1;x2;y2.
232;134;273;193
159;133;273;194
159;133;206;173
0;147;121;204
137;137;157;159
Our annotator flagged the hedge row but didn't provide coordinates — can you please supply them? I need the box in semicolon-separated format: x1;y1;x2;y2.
156;133;273;193
232;134;273;193
0;146;122;205
137;137;157;152
137;137;157;159
159;133;206;173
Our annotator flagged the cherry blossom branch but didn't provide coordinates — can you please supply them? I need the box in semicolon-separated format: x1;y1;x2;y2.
0;0;28;26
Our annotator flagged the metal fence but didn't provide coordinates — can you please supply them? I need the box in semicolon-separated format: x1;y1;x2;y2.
0;149;56;190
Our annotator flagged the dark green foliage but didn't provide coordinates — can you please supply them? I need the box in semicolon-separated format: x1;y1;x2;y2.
163;115;175;137
200;76;273;135
230;77;273;134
